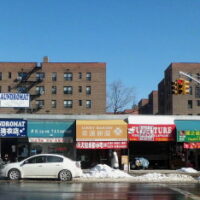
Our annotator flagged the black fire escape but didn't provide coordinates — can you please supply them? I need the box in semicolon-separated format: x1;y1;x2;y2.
12;63;44;113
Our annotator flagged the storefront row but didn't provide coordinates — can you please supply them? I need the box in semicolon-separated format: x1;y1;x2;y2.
1;116;200;170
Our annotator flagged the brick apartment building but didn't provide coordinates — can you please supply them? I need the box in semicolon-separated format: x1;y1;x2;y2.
159;63;200;115
138;62;200;115
0;57;106;114
138;91;158;114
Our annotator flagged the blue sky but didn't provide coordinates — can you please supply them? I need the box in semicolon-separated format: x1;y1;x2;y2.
0;0;200;104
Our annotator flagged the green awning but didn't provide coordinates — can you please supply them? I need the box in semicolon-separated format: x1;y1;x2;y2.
175;120;200;142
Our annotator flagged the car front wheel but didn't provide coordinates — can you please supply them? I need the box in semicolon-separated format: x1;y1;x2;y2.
59;169;72;181
8;169;21;180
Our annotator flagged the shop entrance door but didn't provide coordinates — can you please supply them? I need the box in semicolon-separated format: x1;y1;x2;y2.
1;138;17;162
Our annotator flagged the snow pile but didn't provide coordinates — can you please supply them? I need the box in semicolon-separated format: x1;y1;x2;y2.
82;164;197;182
134;173;195;182
177;167;198;173
83;164;133;178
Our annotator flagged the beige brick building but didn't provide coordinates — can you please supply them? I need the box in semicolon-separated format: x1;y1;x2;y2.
0;57;106;114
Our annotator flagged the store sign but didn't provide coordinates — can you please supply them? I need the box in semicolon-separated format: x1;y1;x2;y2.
76;141;128;149
0;93;30;108
177;130;200;142
76;121;127;141
29;137;73;143
0;119;27;137
128;124;176;141
28;121;74;138
184;142;200;149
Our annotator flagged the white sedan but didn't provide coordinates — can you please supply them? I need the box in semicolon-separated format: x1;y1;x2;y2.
0;154;82;181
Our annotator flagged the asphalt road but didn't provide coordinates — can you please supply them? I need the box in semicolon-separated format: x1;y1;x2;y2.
0;181;200;200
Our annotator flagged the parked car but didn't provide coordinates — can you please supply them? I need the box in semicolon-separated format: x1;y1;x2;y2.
0;154;82;181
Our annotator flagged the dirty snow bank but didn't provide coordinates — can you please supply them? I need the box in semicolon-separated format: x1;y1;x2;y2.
177;167;198;173
82;164;196;182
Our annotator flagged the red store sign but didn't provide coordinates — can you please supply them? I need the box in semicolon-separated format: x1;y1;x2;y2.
76;141;128;149
184;143;200;149
128;124;176;141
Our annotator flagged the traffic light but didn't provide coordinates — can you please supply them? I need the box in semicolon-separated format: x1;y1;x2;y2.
177;79;184;94
183;80;190;94
171;80;178;94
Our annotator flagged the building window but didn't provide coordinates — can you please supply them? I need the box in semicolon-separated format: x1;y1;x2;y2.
0;72;2;80
79;72;82;79
64;72;73;81
79;100;82;106
78;86;82;93
8;72;12;79
51;72;57;81
36;72;45;81
188;100;193;109
64;86;73;94
64;100;73;108
189;86;193;95
8;86;11;92
51;100;56;108
86;100;92;108
195;86;200;98
18;72;27;81
86;86;91;95
86;72;91;81
36;100;44;108
52;86;57;94
197;100;200;106
35;86;45;95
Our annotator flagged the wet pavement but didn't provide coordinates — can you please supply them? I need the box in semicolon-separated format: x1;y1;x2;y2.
0;181;200;200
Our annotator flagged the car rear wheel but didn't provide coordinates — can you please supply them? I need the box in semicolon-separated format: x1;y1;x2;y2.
8;169;21;180
59;169;72;181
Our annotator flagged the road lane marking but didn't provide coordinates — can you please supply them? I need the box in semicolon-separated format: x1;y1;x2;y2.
160;184;200;200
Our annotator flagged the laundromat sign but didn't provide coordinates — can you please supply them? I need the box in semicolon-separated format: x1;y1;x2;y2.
0;119;27;137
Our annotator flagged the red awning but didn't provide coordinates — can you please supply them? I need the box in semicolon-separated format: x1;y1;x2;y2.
76;141;128;149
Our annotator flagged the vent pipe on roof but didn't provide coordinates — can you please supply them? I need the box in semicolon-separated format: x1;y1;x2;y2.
43;56;49;63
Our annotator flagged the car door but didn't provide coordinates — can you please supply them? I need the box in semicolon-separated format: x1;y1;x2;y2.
44;155;64;177
22;156;47;178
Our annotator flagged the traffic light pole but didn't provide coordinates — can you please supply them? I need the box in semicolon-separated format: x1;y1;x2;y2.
179;71;200;84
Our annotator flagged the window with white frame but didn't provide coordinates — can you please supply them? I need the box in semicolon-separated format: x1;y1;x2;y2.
86;72;91;81
51;100;56;108
86;100;92;108
52;86;57;94
36;100;44;108
64;86;73;94
36;72;45;81
36;86;45;95
86;86;91;95
64;72;73;81
64;100;73;108
51;72;57;81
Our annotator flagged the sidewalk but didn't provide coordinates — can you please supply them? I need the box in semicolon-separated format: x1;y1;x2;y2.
128;169;200;178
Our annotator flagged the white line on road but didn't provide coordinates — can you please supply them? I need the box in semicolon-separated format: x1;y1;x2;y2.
159;184;200;200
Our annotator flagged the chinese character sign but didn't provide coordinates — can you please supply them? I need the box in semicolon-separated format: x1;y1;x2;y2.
177;130;200;142
76;141;128;149
128;124;176;141
0;119;27;137
76;121;127;141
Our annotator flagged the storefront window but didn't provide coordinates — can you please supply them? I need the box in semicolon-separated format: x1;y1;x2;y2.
30;143;74;159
